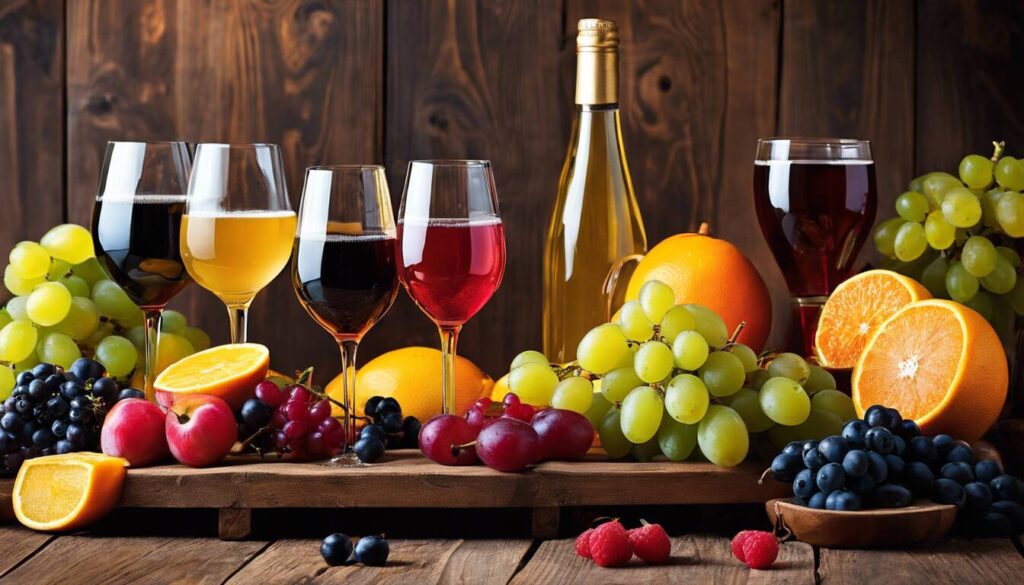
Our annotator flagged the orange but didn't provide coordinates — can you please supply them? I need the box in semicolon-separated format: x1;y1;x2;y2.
624;224;772;351
815;270;931;368
852;299;1008;442
14;453;128;532
153;343;269;410
326;347;493;421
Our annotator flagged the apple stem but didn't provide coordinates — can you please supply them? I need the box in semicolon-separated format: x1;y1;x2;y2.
175;412;191;425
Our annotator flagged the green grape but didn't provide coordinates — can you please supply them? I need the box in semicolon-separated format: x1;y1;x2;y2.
921;172;963;206
729;343;759;372
6;296;28;320
894;222;927;261
118;309;145;328
639;280;675;323
633;340;674;383
658;305;695;342
126;325;146;350
759;377;811;426
37;332;81;369
657;417;698;461
46;259;71;281
1009;279;1024;316
54;296;100;341
182;326;211;352
619;386;664;444
13;349;38;374
664;373;709;424
954;228;969;247
995;156;1024;191
727;387;774;433
26;281;72;326
618;300;654;340
941;187;982;228
981;189;1003;228
39;224;95;264
631;437;662;462
810;389;856;422
997;246;1022;268
945;260;979;303
509;362;559;406
0;309;11;331
696;405;749;467
873;217;905;258
961;235;997;277
767;408;843;450
698;350;745;397
57;274;90;298
803;364;837;394
84;321;115;352
601;366;644;402
613;344;637;370
550;376;594;413
4;265;44;296
599;409;632;459
577;323;629;374
152;332;194;375
964;290;994;321
95;335;138;378
584;392;613;429
92;279;138;320
908;173;927;194
672;330;709;371
746;368;770;391
683;304;729;348
920;255;949;298
160;309;187;334
766;352;810;384
0;366;13;401
72;257;108;287
959;154;994;189
895;191;930;222
9;241;51;280
996;191;1024;237
924;210;956;249
981;255;1017;294
0;319;38;363
510;349;548;370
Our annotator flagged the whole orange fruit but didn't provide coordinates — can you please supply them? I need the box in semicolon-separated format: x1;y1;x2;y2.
326;347;494;422
624;225;772;351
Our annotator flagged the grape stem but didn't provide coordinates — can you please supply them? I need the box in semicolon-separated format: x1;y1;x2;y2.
757;466;772;485
451;440;477;458
722;321;748;350
291;366;349;413
991;140;1006;163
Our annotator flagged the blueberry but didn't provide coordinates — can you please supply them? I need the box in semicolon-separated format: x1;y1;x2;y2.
863;405;889;428
867;452;888;483
908;435;937;463
118;388;145;401
964;482;993;512
991;500;1024;532
380;411;403;434
825;490;861;511
990;474;1024;503
816;462;846;494
2;397;14;414
980;512;1012;537
884;454;905;482
790;495;808;507
27;380;48;403
360;424;387;442
45;396;68;417
782;441;804;458
945;443;974;465
898;419;921;439
60;381;84;401
802;440;819;456
870;484;912;508
842;420;868;448
363;396;384;417
320;533;353;566
51;419;67;438
354;437;385;464
846;472;875;494
0;412;23;433
933;478;966;507
974;459;1003;483
91;377;119;402
864;427;894;455
15;372;34;386
793;468;816;499
904;461;936;496
884;408;903;429
65;423;88;449
400;416;421;448
808;492;827;509
354;535;389;566
940;461;974;485
70;358;105;382
932;434;956;458
374;397;401;418
31;363;55;379
893;435;906;457
68;407;89;424
69;395;90;410
818;435;849;464
770;453;801;483
31;429;54;448
14;398;31;416
54;440;72;455
240;399;273;428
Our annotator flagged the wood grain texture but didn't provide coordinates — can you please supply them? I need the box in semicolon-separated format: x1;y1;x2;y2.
228;539;532;584
0;526;52;578
510;534;815;584
818;538;1024;585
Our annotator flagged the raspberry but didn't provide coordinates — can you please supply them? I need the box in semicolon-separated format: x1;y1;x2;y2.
588;521;633;567
730;530;758;562
741;531;779;569
627;522;671;564
575;528;595;558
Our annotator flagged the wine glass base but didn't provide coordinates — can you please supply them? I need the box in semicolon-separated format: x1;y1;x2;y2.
323;451;363;468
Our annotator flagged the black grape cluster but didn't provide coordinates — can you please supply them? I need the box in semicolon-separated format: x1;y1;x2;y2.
354;396;421;464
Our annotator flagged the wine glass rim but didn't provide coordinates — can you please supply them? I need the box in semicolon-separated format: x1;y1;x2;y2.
193;142;282;149
307;164;385;171
409;159;491;167
105;140;189;146
757;137;870;146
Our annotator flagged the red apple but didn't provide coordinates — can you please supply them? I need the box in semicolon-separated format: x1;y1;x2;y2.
165;394;237;467
101;398;170;467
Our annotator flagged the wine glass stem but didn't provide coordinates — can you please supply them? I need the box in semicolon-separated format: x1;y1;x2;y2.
338;339;359;452
439;325;461;415
142;309;163;402
226;302;251;343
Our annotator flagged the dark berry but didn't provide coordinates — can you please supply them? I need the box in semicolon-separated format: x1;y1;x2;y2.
68;407;89;424
15;372;34;386
980;512;1012;537
808;492;827;509
991;500;1024;532
864;427;894;455
793;468;815;499
354;437;385;463
771;453;802;482
363;396;384;417
45;396;68;417
381;411;403;434
932;434;956;458
892;435;906;457
964;482;993;512
867;452;888;483
825;490;861;511
51;419;67;438
940;461;974;485
803;447;826;471
933;478;966;507
60;381;84;401
885;454;905;482
974;459;1003;483
27;380;47;403
870;484;911;509
320;533;354;566
400;417;421;448
818;435;849;464
1;412;23;433
782;441;803;458
360;424;387;442
118;388;145;401
897;419;921;439
375;397;401;417
70;358;105;382
91;377;119;402
846;472;875;494
816;463;845;494
354;535;389;566
31;363;55;379
863;405;892;429
69;395;90;410
66;423;87;449
31;429;54;448
908;436;936;463
945;443;974;465
240;398;273;428
904;461;935;496
990;474;1024;503
14;397;31;416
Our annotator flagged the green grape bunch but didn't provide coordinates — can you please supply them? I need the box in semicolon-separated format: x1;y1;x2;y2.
505;280;856;467
873;141;1024;329
0;224;212;401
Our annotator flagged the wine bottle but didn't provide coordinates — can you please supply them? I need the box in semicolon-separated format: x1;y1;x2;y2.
542;18;647;363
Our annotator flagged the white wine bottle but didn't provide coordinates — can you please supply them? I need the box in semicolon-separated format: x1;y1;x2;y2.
543;18;647;363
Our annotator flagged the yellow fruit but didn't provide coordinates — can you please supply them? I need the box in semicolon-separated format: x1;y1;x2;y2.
490;373;511;401
326;347;493;420
14;453;128;532
154;343;269;410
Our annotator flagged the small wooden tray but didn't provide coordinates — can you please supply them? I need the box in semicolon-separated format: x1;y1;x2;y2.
765;497;957;548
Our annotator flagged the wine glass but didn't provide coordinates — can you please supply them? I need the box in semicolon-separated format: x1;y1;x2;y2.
753;138;877;356
397;160;506;414
292;165;399;464
91;141;192;400
181;144;296;343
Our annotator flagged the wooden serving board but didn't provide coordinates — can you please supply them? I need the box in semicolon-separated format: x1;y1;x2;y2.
0;451;789;539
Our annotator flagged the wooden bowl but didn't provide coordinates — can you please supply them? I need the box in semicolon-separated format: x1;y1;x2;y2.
765;498;956;548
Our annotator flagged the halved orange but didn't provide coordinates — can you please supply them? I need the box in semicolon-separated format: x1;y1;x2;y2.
815;270;931;368
154;343;269;410
852;299;1007;441
14;453;128;532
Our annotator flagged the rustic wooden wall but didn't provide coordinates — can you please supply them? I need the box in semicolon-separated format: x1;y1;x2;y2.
2;0;1023;381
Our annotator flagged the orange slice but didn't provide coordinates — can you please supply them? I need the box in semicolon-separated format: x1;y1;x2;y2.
14;453;128;532
852;299;1008;441
154;343;269;410
815;270;931;368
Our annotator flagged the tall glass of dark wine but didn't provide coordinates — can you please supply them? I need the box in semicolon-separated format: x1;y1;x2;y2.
92;141;193;400
754;138;877;358
292;165;399;465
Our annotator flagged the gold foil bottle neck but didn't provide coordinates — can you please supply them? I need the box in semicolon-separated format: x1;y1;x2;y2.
575;18;618;105
577;18;618;51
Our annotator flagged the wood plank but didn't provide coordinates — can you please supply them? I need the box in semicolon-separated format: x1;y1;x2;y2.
0;534;267;585
510;534;815;584
0;526;53;577
818;538;1024;585
228;539;532;584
